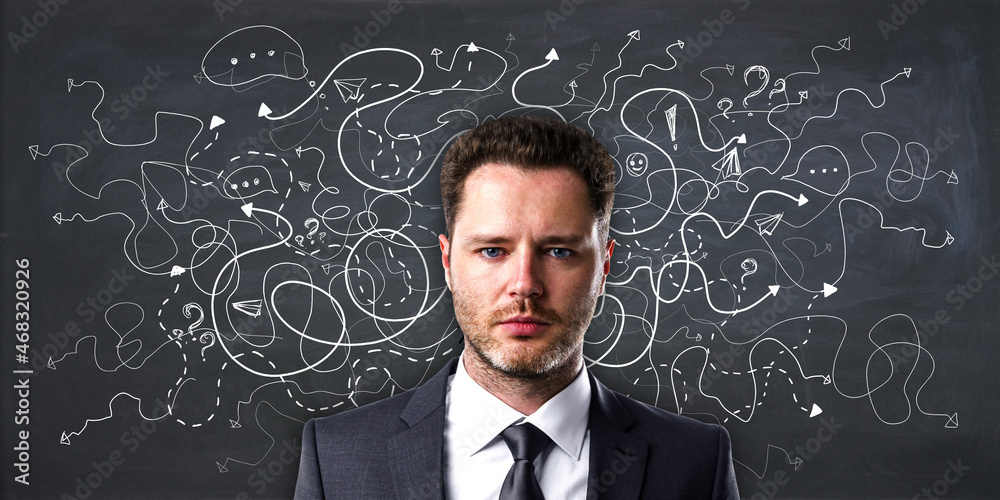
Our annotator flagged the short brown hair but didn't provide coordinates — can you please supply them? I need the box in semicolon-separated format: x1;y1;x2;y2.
440;115;615;238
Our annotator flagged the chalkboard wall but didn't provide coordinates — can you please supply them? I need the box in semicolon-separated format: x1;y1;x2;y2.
3;0;999;498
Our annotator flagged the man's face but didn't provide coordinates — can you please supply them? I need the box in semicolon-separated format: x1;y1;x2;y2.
439;163;614;378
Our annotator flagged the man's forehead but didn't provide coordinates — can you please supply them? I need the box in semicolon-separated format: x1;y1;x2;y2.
451;163;599;243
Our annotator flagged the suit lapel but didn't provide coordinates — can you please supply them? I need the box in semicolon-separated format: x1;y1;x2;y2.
387;358;457;500
587;372;649;499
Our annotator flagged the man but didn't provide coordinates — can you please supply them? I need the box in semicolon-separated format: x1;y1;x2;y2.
294;116;739;499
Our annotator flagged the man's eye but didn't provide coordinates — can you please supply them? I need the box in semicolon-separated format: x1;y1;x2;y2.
548;248;572;259
480;248;502;258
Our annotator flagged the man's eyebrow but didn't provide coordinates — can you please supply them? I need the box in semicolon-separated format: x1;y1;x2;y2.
459;233;588;247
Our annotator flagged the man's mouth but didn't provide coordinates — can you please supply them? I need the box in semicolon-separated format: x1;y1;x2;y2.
498;315;551;336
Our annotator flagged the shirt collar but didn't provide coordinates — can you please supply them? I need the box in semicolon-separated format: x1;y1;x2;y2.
446;354;591;461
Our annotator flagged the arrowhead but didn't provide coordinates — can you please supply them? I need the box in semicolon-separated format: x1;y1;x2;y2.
768;285;780;296
591;42;600;51
945;231;955;245
53;213;63;224
945;413;959;428
48;358;56;370
797;194;808;206
822;283;838;297
676;39;684;49
28;145;40;159
67;78;74;92
230;419;241;429
628;30;640;40
791;457;804;470
545;48;559;61
156;199;169;211
430;48;442;56
507;33;515;41
737;133;747;144
726;64;735;75
822;375;831;385
217;462;229;473
241;203;254;217
257;103;272;118
569;80;578;88
61;432;71;445
809;404;823;417
903;67;912;78
466;42;479;52
193;72;204;84
209;115;226;130
799;90;809;99
839;37;851;50
947;171;959;184
170;266;186;277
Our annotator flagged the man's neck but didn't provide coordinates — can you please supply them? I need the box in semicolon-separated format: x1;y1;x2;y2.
461;347;583;415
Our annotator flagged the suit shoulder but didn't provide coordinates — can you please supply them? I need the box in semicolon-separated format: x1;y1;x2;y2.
613;390;727;439
309;389;417;435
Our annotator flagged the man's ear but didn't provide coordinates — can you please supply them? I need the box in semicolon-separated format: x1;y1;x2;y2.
600;239;615;293
439;234;452;291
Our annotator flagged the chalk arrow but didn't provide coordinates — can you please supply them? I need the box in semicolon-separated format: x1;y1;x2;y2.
217;463;229;473
430;48;442;56
209;115;226;130
838;37;851;50
809;404;823;417
241;203;254;217
591;42;600;52
170;266;186;277
822;283;838;297
726;64;735;75
61;432;71;445
822;375;831;384
53;213;63;224
48;358;56;370
768;285;781;296
903;67;912;78
229;419;241;429
257;103;272;117
947;170;959;184
67;78;74;92
945;413;959;428
467;42;479;52
797;194;809;206
507;33;515;41
628;30;640;40
798;90;809;99
791;457;804;470
545;48;559;61
28;145;39;159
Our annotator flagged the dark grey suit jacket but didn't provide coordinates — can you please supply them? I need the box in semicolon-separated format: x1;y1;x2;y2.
294;357;739;499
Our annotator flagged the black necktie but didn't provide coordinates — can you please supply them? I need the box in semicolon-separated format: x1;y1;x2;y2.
498;422;551;500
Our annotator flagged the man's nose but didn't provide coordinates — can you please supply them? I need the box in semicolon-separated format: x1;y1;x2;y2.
509;251;542;299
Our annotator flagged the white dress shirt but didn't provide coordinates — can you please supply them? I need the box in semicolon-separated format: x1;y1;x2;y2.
444;355;591;499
